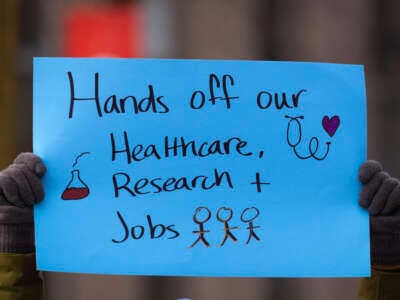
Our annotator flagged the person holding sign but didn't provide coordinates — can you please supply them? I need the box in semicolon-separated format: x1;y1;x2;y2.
358;160;400;299
0;153;45;299
0;153;399;299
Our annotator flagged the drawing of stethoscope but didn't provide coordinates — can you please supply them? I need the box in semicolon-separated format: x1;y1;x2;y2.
285;115;330;161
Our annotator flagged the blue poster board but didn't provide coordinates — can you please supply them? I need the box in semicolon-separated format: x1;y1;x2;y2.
33;58;368;277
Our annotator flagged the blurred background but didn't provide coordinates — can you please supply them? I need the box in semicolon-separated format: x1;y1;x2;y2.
0;0;399;299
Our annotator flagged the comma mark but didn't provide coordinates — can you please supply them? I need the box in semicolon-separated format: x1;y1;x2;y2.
258;151;264;158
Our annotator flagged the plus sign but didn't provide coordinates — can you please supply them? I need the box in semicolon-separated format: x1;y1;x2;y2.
250;172;270;192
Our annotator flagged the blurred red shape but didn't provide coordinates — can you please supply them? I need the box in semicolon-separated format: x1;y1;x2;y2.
63;4;146;57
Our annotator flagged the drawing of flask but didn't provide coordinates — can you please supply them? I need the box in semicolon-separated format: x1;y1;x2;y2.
61;169;90;200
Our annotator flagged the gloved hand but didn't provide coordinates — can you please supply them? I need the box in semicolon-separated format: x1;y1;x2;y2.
0;153;46;207
359;160;400;265
0;153;46;253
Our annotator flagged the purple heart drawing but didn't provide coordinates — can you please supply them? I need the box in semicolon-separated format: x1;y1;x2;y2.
322;115;340;137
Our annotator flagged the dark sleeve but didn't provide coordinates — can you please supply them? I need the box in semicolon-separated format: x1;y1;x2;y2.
358;267;400;300
358;214;400;299
0;252;42;300
0;205;42;299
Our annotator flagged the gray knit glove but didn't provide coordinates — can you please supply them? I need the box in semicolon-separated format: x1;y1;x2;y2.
0;153;46;253
359;160;400;265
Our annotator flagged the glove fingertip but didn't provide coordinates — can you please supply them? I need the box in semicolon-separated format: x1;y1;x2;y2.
34;194;45;204
34;163;46;178
368;206;380;216
358;194;370;209
13;152;46;177
359;160;384;183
